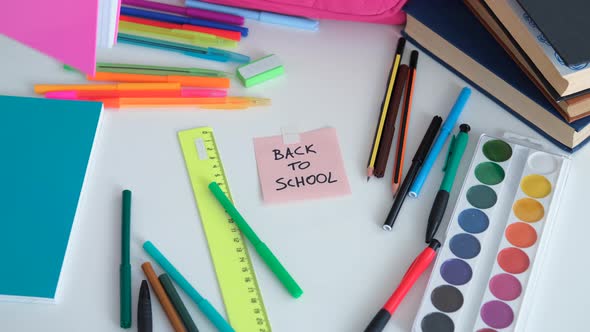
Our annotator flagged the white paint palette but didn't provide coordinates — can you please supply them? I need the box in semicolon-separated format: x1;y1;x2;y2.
412;134;570;332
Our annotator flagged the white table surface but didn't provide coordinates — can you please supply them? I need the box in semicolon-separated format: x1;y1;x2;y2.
1;12;589;332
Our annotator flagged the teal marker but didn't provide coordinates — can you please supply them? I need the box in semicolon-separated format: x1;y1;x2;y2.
425;124;471;243
208;182;303;298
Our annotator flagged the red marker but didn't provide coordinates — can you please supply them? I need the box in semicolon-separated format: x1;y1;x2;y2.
364;239;441;332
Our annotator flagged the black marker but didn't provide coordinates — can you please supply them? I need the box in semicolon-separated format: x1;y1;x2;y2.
383;116;443;231
138;280;152;332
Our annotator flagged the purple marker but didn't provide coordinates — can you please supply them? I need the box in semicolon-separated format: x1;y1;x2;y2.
122;0;245;25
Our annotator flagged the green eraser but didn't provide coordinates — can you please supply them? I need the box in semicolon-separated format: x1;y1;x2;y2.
236;54;284;87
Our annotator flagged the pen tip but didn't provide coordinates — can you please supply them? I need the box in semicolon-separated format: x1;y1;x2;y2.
367;177;370;182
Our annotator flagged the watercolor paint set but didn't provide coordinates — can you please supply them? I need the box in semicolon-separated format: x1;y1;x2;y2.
412;134;570;332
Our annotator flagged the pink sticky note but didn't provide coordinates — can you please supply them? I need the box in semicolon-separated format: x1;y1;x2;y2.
253;127;351;203
0;0;99;75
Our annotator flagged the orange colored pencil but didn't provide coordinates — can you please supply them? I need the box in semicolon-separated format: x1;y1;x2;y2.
87;72;230;88
392;51;419;195
142;262;186;332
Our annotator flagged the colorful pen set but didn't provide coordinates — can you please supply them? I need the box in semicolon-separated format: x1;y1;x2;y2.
123;0;245;26
119;21;238;48
143;241;235;332
87;72;230;88
38;87;268;109
142;262;187;332
41;60;270;110
120;15;241;41
120;6;249;37
381;87;472;232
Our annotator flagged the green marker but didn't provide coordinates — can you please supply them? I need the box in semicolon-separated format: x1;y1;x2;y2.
159;273;200;332
425;124;471;243
208;182;303;298
120;190;132;328
64;63;231;77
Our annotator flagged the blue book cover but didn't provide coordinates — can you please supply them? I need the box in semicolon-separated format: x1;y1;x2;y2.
403;0;590;152
0;95;103;302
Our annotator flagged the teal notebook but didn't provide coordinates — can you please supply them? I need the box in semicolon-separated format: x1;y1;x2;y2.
0;95;103;302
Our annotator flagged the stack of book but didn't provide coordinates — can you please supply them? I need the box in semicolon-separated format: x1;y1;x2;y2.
403;0;590;151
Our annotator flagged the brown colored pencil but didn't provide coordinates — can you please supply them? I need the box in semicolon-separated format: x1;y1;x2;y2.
374;65;410;178
141;262;187;332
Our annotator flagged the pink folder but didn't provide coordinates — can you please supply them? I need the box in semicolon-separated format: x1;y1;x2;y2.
0;1;100;75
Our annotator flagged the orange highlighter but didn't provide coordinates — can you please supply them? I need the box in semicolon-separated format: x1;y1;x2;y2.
87;72;230;88
100;97;271;109
34;82;181;94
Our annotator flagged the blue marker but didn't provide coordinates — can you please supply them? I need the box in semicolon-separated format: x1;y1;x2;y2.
120;6;249;36
186;0;319;31
408;87;471;197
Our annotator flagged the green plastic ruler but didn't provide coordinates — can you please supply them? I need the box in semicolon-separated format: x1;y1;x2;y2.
178;127;271;332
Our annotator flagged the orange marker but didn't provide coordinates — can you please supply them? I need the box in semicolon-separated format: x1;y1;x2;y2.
119;15;241;41
87;72;230;88
34;82;181;94
100;96;270;109
392;51;419;195
141;262;186;332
